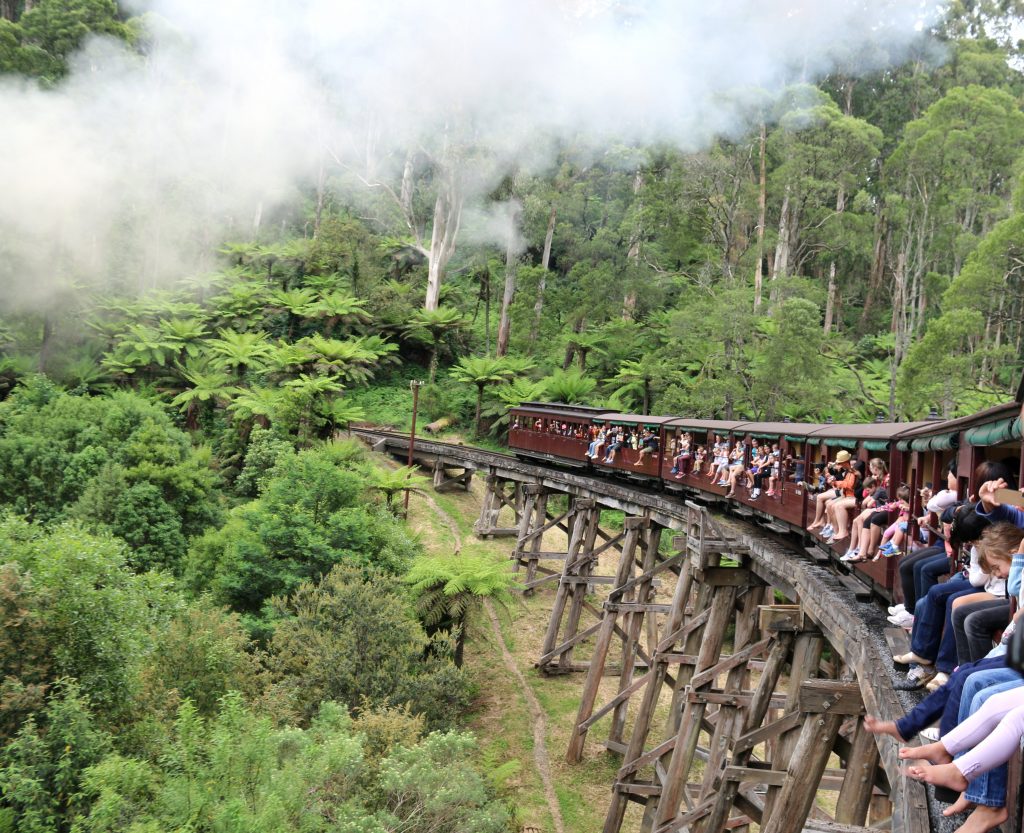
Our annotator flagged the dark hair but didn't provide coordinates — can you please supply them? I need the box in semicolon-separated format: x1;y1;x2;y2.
949;505;992;549
945;458;958;477
975;460;1015;490
896;485;911;502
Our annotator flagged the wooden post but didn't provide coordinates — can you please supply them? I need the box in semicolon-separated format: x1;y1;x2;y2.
539;499;596;671
761;629;824;821
652;576;742;828
603;553;695;833
566;516;648;763
559;506;602;670
835;720;881;826
609;524;662;746
759;681;862;833
512;484;544;578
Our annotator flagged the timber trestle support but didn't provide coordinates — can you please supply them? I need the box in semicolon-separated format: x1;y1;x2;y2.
353;431;932;833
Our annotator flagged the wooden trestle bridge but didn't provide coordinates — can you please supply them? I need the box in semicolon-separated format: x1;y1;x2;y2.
354;429;931;833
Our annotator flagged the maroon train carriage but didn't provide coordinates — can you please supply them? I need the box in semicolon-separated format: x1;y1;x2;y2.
588;414;678;479
508;402;607;467
508;400;1024;602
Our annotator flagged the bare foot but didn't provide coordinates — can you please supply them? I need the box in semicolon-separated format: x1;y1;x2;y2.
958;804;1008;833
900;739;953;764
864;715;906;742
942;794;974;816
904;762;968;791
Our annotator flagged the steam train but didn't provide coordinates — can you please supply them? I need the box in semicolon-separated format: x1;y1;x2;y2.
507;398;1024;601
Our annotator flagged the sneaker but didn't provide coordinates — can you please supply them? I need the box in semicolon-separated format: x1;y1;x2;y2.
821;524;834;538
878;542;896;557
888;604;905;616
716;480;728;487
751;489;761;499
895;665;936;690
670;467;678;474
840;549;860;562
888;611;914;627
920;727;940;742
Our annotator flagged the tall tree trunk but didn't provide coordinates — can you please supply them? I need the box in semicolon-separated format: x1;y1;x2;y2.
859;208;888;333
563;317;584;370
400;152;414;222
769;186;791;304
623;169;644;321
0;0;17;22
889;248;909;419
642;379;650;416
529;204;557;349
313;159;326;239
39;314;53;375
753;122;767;311
424;168;464;311
474;384;484;436
823;187;846;334
496;205;521;357
824;264;837;334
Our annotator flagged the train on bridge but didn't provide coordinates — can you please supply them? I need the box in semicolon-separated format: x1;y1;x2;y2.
508;399;1024;600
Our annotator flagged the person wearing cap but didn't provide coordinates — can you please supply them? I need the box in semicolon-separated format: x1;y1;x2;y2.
807;449;854;536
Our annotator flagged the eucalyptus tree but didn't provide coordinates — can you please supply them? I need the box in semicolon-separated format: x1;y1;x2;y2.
881;84;1024;411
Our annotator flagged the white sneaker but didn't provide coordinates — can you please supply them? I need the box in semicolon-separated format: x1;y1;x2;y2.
888;612;914;627
751;489;760;498
888;604;905;616
840;551;859;562
920;727;940;741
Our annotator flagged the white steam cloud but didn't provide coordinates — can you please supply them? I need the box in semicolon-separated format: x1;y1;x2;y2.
0;0;942;308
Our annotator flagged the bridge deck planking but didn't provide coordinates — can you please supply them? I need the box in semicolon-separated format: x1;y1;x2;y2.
354;429;931;833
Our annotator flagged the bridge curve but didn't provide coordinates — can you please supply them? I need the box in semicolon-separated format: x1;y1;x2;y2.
355;429;931;833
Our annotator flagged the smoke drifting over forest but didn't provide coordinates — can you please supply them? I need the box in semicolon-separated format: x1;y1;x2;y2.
0;0;942;306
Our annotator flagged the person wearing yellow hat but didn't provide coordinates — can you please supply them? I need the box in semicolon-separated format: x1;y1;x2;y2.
807;449;854;534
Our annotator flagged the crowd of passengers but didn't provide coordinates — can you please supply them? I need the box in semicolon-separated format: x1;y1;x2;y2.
514;413;1024;831
844;460;1024;833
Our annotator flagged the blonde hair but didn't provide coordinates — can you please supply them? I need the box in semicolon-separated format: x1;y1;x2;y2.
976;523;1024;571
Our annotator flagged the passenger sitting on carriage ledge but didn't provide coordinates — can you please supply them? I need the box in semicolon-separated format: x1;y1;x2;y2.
603;427;626;463
634;430;660;466
670;433;692;475
806;450;854;535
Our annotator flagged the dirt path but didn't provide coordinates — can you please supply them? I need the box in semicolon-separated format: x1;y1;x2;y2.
484;597;566;833
412;477;564;833
416;489;463;554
